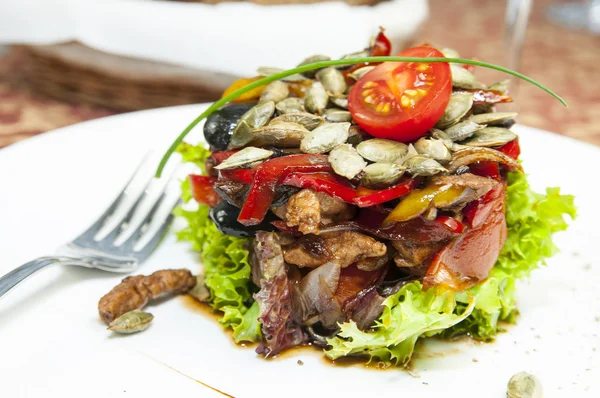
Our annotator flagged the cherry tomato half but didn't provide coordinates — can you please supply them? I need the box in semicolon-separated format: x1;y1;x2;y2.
348;46;452;142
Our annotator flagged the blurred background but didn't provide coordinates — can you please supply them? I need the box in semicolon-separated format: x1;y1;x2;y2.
0;0;598;148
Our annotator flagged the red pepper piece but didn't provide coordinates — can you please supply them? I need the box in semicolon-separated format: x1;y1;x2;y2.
462;182;505;229
497;138;521;160
237;154;331;226
469;161;500;180
219;169;254;184
188;175;221;207
353;178;420;208
435;216;466;234
281;171;356;203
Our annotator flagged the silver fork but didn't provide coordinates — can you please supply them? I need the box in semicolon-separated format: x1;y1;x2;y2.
0;158;181;298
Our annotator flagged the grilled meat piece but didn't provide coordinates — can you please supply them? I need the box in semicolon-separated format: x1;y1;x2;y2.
272;189;356;234
98;269;196;324
392;240;447;276
283;231;387;268
214;180;248;208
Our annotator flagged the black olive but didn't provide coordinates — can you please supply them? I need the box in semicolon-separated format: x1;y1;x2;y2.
209;201;278;238
203;103;254;151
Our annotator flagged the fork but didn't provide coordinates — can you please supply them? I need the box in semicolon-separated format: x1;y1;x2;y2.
0;159;181;298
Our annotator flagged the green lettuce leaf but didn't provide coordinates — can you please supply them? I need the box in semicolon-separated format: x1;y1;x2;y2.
326;282;474;366
496;171;577;278
326;171;576;365
174;143;260;343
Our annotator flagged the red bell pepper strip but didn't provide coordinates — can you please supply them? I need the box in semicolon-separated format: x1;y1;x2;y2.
469;161;500;180
219;169;254;184
353;178;420;208
238;154;331;226
281;171;356;203
497;138;521;160
188;175;221;207
435;216;466;234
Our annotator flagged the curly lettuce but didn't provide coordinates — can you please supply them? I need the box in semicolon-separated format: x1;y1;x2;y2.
174;143;261;343
326;171;576;365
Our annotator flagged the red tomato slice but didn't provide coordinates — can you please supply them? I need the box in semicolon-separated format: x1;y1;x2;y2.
348;46;452;142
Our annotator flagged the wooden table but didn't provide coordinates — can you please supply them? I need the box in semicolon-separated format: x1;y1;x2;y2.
1;0;598;148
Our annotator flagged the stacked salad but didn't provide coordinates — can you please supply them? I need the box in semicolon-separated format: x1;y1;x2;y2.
173;31;575;366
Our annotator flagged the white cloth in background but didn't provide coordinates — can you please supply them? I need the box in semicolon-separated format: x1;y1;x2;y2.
0;0;428;75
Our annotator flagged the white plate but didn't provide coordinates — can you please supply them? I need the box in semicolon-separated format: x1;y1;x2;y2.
0;104;598;398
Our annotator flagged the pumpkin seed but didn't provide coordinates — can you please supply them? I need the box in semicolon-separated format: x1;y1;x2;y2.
444;120;486;141
316;67;347;96
259;81;289;103
356;139;409;163
304;82;329;114
257;66;307;82
323;109;353;123
249;121;308;148
300;122;350;154
298;54;331;78
435;92;474;129
329;144;366;179
507;372;543;398
329;95;348;109
271;112;324;131
108;309;154;334
214;147;274;169
229;101;275;148
450;64;486;90
429;129;454;149
405;155;447;176
461;127;517;147
276;97;305;114
348;66;376;81
468;112;518;126
414;138;452;161
488;79;510;94
361;163;406;188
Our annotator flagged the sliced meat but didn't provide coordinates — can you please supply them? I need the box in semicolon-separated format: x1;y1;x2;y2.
315;192;356;223
253;232;308;356
272;189;355;235
430;173;498;209
214;180;248;208
424;183;507;291
98;269;196;324
392;240;447;276
283;189;321;235
284;231;387;268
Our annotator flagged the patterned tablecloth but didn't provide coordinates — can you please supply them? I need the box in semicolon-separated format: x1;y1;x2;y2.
0;0;598;149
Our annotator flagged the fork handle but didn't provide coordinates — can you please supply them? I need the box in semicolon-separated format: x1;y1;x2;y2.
0;258;56;298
